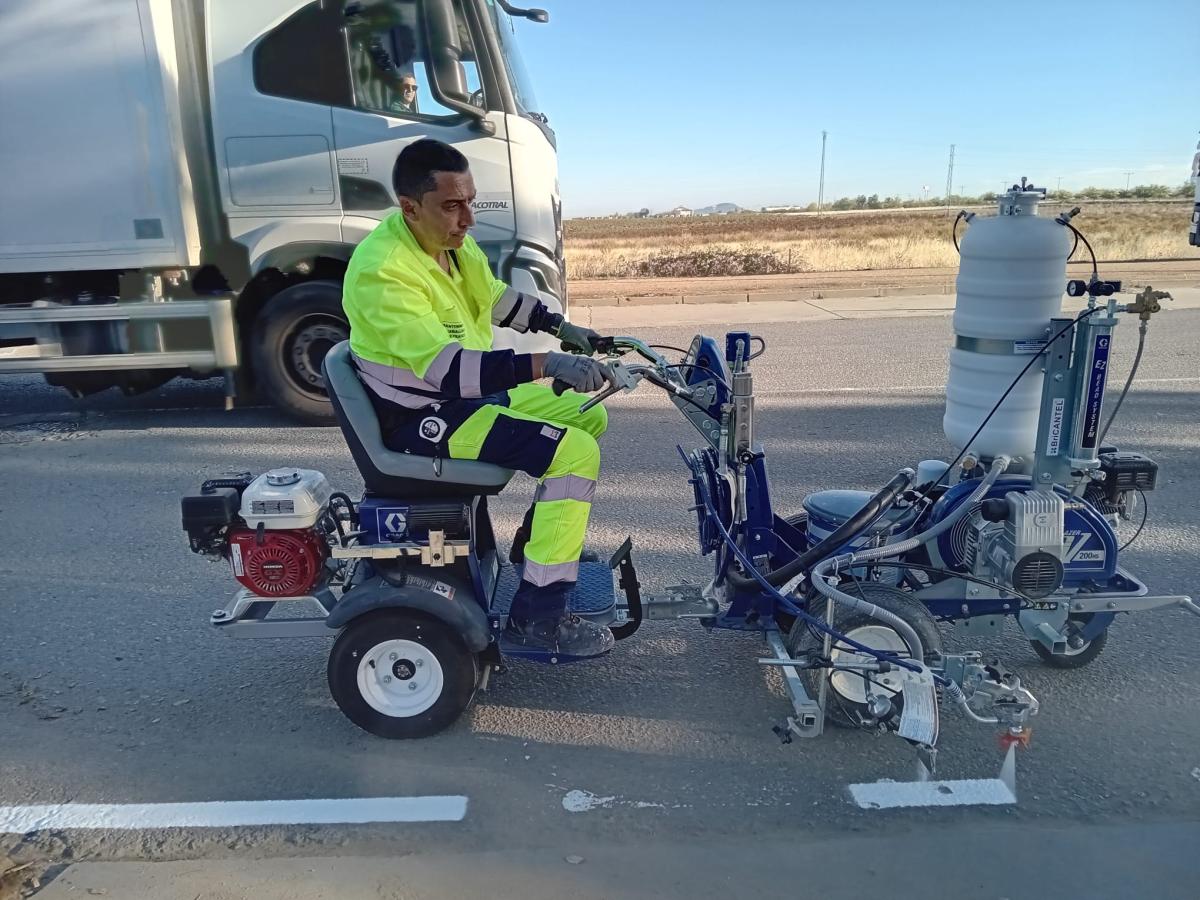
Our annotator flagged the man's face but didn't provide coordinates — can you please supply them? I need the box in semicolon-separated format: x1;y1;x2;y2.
399;77;418;106
402;170;476;252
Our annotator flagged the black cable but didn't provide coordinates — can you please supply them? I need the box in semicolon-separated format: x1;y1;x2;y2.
662;362;730;388
911;307;1100;510
1118;489;1149;552
748;336;767;360
1066;229;1080;262
649;343;690;355
1062;221;1099;282
952;210;967;254
651;374;722;417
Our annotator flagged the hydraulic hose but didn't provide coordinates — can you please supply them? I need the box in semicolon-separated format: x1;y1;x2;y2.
808;456;1012;661
943;679;999;724
726;468;916;592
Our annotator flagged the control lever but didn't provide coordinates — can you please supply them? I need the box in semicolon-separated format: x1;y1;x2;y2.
579;361;641;413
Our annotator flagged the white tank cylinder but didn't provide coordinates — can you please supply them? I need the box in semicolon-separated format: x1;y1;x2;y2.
943;188;1072;459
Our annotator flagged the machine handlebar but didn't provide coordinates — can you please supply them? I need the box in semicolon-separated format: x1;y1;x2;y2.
557;335;696;413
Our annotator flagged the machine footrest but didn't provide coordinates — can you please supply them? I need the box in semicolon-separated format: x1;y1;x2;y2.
489;559;617;628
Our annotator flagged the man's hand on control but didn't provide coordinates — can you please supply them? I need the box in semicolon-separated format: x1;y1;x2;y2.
555;320;601;355
543;352;610;393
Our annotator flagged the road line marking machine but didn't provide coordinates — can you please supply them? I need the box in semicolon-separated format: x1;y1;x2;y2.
183;182;1196;788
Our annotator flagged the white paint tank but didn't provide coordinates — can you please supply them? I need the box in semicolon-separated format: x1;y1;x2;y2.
943;189;1072;459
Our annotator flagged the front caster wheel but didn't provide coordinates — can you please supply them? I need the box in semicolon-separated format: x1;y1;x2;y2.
1030;615;1109;669
328;610;478;739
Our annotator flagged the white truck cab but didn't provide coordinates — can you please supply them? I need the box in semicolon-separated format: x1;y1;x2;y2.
1190;136;1200;248
0;0;564;421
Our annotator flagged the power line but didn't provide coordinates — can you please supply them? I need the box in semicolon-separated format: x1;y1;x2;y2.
944;143;955;214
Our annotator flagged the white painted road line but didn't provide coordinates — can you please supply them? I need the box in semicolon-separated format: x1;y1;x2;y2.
849;778;1016;810
0;796;468;833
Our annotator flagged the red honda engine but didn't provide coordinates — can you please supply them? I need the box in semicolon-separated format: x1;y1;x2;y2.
228;528;328;597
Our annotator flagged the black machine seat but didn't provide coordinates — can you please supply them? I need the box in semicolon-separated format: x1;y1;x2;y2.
322;341;514;498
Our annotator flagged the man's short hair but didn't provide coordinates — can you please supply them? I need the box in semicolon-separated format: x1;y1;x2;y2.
393;139;469;201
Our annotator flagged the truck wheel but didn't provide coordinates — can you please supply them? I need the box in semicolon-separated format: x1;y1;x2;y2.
328;610;478;739
787;584;942;730
251;280;347;424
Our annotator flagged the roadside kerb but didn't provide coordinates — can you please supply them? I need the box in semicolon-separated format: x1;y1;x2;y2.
682;292;749;304
617;294;682;306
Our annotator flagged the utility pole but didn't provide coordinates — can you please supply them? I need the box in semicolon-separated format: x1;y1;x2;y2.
1056;176;1063;191
944;143;955;215
1124;171;1134;190
817;131;827;217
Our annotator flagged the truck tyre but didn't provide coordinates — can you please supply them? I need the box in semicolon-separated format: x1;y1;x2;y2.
251;280;348;424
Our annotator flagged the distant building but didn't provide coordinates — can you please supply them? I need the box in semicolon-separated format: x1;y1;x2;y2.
668;206;693;217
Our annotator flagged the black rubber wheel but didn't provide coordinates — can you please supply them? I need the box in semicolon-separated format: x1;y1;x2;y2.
328;610;478;739
251;280;348;424
787;583;942;729
1030;615;1109;669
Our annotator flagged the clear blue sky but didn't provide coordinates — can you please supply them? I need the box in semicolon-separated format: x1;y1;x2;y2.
510;0;1197;217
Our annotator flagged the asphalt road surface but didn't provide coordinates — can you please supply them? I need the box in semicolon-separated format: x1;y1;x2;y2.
2;311;1198;897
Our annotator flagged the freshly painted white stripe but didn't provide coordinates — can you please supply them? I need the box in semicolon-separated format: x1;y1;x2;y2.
0;796;468;832
849;778;1016;809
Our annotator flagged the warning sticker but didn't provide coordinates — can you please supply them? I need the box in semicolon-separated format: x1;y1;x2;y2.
1013;339;1046;355
897;667;940;746
230;543;244;577
406;574;455;600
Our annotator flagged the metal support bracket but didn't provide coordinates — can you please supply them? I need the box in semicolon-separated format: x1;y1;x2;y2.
1069;592;1198;615
641;584;719;620
763;631;823;738
210;587;336;639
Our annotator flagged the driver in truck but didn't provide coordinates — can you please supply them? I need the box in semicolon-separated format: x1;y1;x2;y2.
342;139;617;658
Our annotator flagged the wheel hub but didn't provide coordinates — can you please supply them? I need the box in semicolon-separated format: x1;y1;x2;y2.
357;639;444;717
828;624;910;705
287;316;348;392
392;659;416;679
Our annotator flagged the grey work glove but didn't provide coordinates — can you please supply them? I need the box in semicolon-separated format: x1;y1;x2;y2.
555;320;601;355
544;351;610;393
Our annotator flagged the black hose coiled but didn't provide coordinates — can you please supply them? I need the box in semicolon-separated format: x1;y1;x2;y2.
725;469;914;591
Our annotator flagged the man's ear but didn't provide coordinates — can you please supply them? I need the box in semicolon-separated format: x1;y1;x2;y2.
397;195;418;218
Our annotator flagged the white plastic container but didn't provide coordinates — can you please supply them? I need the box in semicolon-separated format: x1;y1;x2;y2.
943;188;1072;459
239;469;332;530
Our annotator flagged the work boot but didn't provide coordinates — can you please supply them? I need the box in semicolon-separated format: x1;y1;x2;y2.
503;613;615;658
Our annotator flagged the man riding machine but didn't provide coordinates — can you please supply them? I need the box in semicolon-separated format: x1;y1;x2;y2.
341;138;616;659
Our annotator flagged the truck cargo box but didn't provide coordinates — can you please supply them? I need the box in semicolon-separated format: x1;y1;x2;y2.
0;0;201;274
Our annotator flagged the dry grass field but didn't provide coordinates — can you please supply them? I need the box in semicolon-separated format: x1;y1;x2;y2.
564;202;1192;280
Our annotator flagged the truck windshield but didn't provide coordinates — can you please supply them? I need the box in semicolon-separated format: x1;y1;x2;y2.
485;1;541;119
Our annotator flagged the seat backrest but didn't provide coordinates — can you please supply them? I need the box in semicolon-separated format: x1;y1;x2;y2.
322;341;513;497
